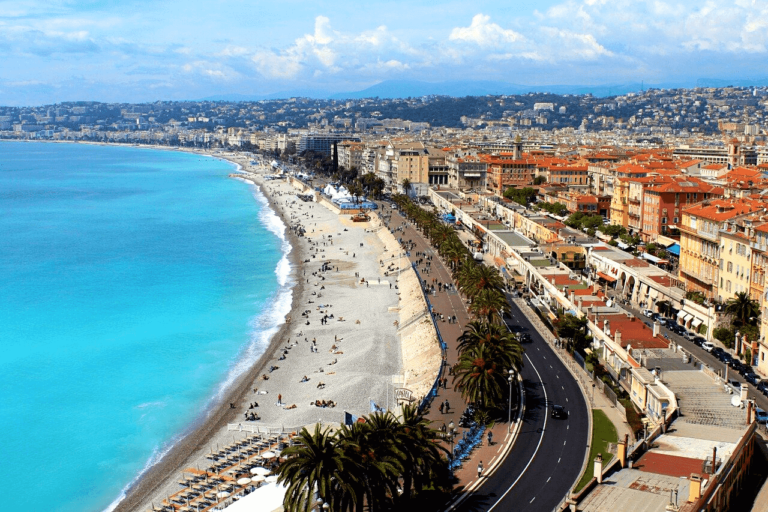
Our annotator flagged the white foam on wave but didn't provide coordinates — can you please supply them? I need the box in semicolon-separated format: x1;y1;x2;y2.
102;440;179;512
103;175;296;512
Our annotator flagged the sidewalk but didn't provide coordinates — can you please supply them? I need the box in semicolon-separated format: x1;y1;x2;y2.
383;207;521;494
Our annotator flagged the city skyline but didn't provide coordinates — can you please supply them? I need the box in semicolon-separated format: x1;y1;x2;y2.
2;0;768;105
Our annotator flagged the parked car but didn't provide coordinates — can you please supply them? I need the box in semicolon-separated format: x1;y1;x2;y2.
728;379;743;392
745;373;761;386
642;309;654;318
702;341;715;352
712;347;724;357
551;404;568;419
757;382;768;396
719;352;733;364
684;331;698;341
692;337;706;347
756;408;768;424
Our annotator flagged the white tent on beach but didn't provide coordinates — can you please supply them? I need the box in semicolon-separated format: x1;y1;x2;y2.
220;482;287;512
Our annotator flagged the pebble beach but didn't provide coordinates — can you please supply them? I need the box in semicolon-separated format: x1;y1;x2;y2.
115;156;440;512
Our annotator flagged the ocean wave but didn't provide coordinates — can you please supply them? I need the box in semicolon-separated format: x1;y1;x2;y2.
103;441;179;512
104;173;296;512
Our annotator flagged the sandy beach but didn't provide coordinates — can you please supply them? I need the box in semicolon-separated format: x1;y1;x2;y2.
113;154;440;512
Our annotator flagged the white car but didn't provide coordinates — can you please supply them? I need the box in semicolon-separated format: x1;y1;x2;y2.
702;341;715;352
642;309;653;318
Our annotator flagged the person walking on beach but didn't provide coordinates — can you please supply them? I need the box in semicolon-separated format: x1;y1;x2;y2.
277;394;283;406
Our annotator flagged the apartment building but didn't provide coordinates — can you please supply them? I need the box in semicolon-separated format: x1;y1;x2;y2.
337;141;365;173
678;199;763;299
641;180;722;239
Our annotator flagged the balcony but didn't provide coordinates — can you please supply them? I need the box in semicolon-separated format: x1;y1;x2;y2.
679;267;714;285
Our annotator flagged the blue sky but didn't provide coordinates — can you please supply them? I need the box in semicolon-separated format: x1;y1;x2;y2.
1;0;768;105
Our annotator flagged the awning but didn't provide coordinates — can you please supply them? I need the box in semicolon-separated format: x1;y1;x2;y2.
463;173;482;178
667;243;680;256
617;241;630;249
656;235;678;247
677;310;687;319
691;317;704;328
683;313;694;323
597;271;617;283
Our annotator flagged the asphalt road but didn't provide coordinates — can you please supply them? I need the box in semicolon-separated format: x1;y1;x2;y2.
454;299;590;512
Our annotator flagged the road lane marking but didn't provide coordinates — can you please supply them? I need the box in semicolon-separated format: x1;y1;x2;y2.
547;477;551;482
530;497;536;503
488;349;549;512
558;458;561;463
564;440;567;445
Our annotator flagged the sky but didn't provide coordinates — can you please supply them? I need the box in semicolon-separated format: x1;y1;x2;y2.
2;0;768;105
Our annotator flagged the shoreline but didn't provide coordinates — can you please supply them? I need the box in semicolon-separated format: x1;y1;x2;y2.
110;157;305;512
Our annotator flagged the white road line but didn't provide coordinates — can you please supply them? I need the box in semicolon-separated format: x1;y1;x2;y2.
547;477;551;483
564;440;567;445
558;458;561;463
566;397;569;402
530;497;536;503
488;350;549;512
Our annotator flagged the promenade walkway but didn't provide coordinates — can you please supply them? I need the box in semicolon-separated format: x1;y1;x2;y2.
382;206;519;493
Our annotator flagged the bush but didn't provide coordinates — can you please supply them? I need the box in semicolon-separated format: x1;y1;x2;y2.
713;327;735;348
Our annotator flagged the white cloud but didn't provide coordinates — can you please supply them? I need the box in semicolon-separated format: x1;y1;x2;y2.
449;14;523;47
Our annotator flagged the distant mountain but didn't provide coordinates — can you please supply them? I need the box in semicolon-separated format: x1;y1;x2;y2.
329;80;661;99
202;77;768;103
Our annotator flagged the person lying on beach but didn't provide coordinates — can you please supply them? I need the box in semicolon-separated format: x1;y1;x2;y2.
269;366;279;372
284;404;297;410
316;382;325;389
300;376;309;383
328;359;337;365
261;374;269;380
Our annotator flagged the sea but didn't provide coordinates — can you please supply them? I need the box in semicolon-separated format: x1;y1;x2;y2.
0;142;293;512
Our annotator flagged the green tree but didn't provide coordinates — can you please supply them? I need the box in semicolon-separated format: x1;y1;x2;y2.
469;288;509;324
453;343;509;408
555;313;590;352
725;291;760;326
503;186;538;206
600;224;626;237
401;178;412;197
533;176;547;185
277;424;352;512
458;264;505;300
457;320;524;372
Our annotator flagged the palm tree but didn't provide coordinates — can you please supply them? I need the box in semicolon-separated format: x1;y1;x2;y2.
277;424;352;512
468;288;508;324
401;178;412;197
457;320;524;371
725;291;760;326
458;264;505;300
452;343;509;408
394;404;446;501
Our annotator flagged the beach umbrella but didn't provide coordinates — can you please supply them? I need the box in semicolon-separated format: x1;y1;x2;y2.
237;477;252;486
251;475;266;483
216;491;230;499
262;451;276;459
250;466;270;475
265;475;278;483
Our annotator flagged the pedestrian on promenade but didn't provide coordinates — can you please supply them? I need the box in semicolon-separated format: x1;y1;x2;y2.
477;461;483;478
439;402;444;414
487;431;493;446
444;400;450;413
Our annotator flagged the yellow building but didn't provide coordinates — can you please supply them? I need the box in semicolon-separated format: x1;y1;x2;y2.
678;199;758;299
718;229;753;301
609;178;629;227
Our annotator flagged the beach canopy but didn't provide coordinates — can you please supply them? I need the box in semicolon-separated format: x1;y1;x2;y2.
250;467;270;475
261;451;276;459
237;478;252;485
251;475;266;483
265;475;279;483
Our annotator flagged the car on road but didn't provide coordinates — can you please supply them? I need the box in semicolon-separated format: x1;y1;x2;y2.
701;341;715;352
683;331;698;341
757;382;768;396
692;336;706;347
728;379;743;393
642;309;654;318
745;373;761;386
551;404;568;419
757;408;768;424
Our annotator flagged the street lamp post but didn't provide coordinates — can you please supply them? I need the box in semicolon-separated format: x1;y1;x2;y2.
508;369;514;432
448;420;456;462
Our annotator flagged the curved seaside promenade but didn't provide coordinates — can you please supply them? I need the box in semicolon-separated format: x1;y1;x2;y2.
118;156;440;512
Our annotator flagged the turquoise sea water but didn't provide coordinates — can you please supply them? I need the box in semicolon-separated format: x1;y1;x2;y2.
0;142;292;511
